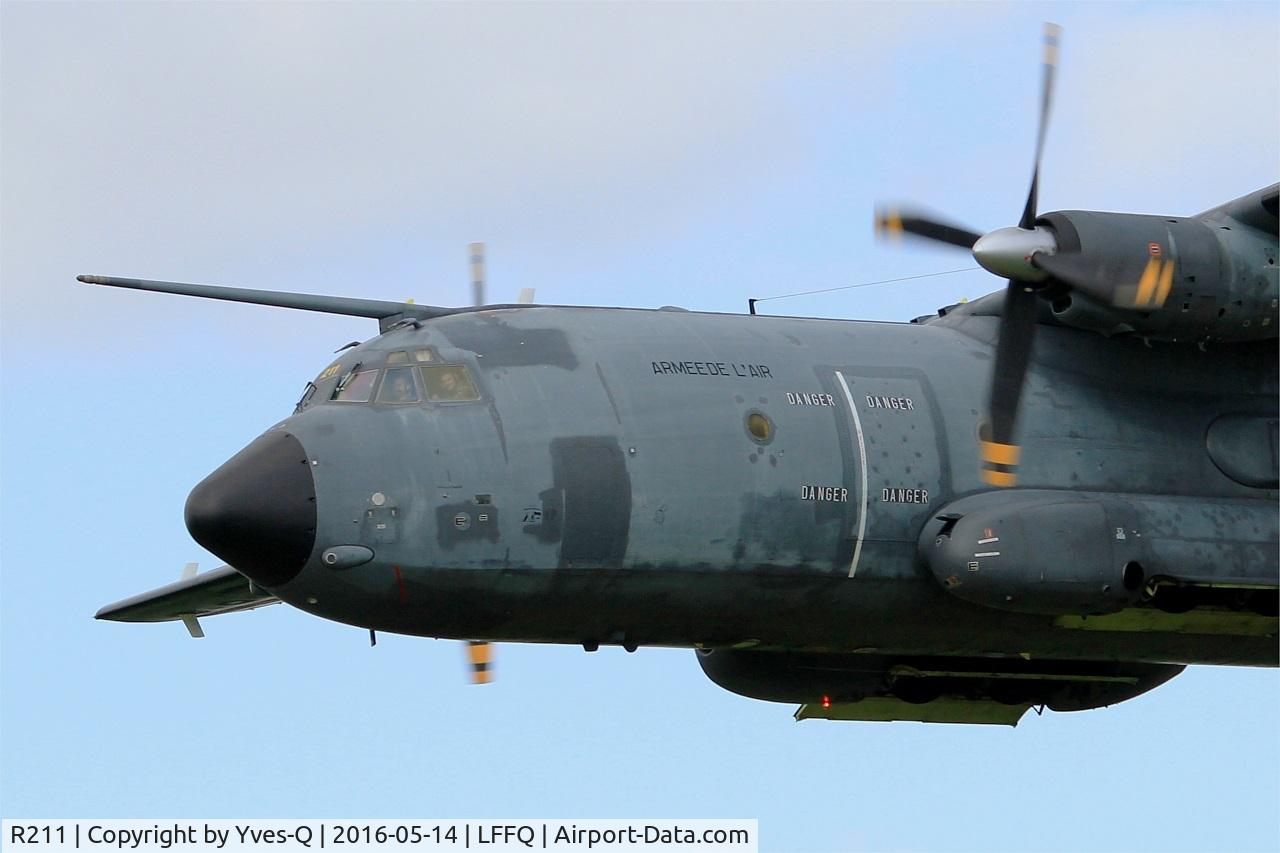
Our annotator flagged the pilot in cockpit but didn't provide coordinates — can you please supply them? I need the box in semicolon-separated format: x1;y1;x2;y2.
421;365;480;402
379;368;419;403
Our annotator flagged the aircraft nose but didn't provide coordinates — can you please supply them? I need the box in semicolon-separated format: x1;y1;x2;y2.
185;430;317;587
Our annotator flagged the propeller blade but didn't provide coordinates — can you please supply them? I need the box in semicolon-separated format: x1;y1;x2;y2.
871;26;1064;487
977;23;1062;487
979;281;1038;487
1018;22;1062;229
1031;250;1112;298
1035;250;1175;310
875;207;984;250
469;242;486;308
466;640;493;684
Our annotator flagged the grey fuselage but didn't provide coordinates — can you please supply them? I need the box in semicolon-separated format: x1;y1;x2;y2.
255;300;1278;667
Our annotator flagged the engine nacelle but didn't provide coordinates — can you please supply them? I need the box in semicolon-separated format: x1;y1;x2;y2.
1037;208;1278;344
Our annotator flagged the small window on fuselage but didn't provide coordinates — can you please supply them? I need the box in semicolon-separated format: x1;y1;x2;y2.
420;365;481;402
377;367;421;404
332;369;379;402
387;349;435;366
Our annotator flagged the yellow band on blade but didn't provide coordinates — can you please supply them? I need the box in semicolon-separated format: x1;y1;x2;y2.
979;440;1021;466
468;642;492;665
878;209;903;239
1133;258;1161;307
1043;23;1062;65
981;469;1018;487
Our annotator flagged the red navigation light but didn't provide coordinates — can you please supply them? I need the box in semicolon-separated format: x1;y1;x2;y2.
821;695;832;708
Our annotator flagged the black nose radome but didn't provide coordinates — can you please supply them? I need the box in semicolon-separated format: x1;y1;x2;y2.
185;430;316;587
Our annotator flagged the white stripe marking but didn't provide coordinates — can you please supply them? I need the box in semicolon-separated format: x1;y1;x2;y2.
835;371;868;579
978;537;999;545
974;551;1001;558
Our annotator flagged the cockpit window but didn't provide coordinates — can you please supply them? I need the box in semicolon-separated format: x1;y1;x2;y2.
377;367;421;404
420;365;481;402
332;369;379;402
384;349;435;366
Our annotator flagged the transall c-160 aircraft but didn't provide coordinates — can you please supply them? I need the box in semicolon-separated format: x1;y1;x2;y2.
91;25;1278;725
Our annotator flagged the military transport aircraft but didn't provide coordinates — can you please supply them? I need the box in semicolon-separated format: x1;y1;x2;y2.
89;25;1278;725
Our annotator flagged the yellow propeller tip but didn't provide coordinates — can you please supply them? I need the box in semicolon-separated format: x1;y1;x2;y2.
874;208;903;241
1042;23;1063;66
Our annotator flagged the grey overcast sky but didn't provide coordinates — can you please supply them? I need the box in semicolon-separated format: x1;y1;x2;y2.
2;3;1277;851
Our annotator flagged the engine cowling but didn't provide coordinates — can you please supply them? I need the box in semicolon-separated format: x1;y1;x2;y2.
1034;205;1278;344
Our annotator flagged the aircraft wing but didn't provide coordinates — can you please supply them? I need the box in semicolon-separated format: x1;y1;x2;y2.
96;564;278;636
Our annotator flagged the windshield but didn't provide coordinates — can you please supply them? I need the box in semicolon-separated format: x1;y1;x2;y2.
332;369;379;402
297;349;481;410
